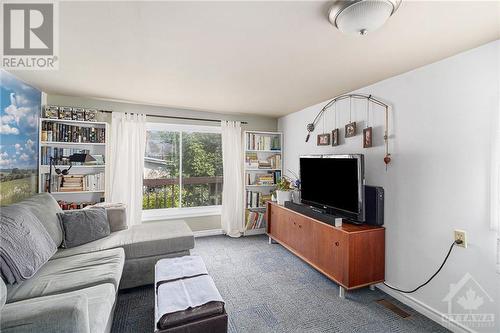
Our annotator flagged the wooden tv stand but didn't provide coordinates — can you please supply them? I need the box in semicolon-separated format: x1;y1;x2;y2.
266;202;385;297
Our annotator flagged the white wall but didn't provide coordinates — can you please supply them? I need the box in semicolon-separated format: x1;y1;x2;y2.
278;40;499;332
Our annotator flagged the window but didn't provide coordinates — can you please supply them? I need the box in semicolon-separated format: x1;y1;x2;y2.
143;123;223;219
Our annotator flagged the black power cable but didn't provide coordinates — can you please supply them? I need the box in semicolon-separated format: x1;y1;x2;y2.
383;240;461;294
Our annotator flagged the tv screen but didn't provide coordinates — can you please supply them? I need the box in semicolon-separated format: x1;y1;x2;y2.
300;155;364;221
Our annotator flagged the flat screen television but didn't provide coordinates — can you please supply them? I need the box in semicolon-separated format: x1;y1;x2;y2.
300;154;365;222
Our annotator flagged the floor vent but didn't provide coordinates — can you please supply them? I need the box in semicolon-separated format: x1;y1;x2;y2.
376;299;411;318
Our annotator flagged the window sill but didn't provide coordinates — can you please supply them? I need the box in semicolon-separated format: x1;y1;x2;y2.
142;205;222;222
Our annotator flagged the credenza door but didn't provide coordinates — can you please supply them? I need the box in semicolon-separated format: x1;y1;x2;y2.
312;221;348;286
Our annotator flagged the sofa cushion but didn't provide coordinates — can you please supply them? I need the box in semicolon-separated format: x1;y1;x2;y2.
1;283;115;333
58;208;110;248
0;278;6;309
52;220;194;260
10;193;63;247
1;205;57;284
6;248;124;303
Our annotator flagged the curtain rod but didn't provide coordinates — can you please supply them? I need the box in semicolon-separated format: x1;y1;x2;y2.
98;110;248;124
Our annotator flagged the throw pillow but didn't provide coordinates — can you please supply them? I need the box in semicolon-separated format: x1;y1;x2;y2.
58;207;110;248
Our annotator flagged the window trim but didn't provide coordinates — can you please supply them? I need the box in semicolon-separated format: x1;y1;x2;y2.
143;122;223;220
142;205;222;221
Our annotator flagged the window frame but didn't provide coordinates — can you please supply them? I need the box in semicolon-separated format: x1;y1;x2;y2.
142;122;222;221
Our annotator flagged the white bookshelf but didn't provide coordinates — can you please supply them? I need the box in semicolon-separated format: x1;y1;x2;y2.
243;130;282;236
38;113;108;210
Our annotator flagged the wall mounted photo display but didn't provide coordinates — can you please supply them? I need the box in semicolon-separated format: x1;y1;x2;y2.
59;106;73;120
345;122;356;138
317;133;331;146
363;127;373;148
331;128;339;146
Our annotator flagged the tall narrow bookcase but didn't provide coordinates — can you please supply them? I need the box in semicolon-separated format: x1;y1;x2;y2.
38;116;108;210
243;131;282;236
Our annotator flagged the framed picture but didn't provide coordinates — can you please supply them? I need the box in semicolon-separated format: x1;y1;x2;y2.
331;128;339;146
85;109;97;122
345;121;357;138
59;106;73;120
317;133;331;146
363;127;373;148
43;105;59;119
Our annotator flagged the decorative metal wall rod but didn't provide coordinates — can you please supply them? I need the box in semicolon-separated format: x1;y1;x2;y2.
305;93;392;166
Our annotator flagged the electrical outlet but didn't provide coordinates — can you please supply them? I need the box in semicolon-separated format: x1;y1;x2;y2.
454;229;467;248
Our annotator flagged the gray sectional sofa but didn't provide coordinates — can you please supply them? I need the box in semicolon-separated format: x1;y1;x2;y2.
0;193;195;333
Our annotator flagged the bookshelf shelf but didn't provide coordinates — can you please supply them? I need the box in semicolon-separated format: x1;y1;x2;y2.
40;118;107;126
41;141;106;146
50;190;105;194
38;110;108;209
243;130;282;236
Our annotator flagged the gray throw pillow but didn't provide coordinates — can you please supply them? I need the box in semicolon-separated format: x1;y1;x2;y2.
58;207;110;248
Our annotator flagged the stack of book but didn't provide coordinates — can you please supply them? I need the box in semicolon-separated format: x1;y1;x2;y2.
257;174;274;185
245;152;259;168
247;134;280;151
44;172;105;192
245;211;266;230
41;122;105;143
60;175;84;192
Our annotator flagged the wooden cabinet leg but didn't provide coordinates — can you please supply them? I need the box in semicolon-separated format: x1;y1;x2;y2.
339;286;346;298
268;236;277;244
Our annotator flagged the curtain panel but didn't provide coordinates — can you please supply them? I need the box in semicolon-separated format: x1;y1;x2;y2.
108;112;146;227
220;121;244;237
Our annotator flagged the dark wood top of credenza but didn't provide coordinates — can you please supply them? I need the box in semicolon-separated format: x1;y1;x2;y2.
267;201;384;234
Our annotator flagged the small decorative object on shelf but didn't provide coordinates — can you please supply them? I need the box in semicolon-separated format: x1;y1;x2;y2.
85;109;98;122
72;107;86;121
274;177;292;205
59;106;73;120
57;200;102;211
43;105;59;119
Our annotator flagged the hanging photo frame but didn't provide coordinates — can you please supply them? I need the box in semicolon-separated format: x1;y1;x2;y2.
332;128;339;146
345;122;356;138
317;133;331;146
363;127;373;148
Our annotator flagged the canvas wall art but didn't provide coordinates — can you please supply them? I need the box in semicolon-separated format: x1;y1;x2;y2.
0;70;41;205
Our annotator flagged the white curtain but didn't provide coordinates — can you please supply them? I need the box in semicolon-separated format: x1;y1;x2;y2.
107;113;146;227
492;105;500;272
220;121;244;237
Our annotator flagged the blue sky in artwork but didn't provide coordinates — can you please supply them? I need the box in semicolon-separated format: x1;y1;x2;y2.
0;70;40;170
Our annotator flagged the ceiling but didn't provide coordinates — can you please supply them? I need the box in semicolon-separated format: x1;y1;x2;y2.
10;1;500;117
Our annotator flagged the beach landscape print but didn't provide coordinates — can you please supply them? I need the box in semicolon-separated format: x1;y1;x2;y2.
0;70;40;205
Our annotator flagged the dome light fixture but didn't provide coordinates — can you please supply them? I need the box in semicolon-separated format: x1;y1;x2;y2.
328;0;402;36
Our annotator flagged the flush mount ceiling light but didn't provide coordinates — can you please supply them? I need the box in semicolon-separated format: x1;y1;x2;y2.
328;0;402;36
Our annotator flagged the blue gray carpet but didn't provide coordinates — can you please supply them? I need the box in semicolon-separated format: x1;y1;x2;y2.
111;235;449;333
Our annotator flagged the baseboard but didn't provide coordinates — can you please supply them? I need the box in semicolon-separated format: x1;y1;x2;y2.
193;229;224;238
376;284;474;333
